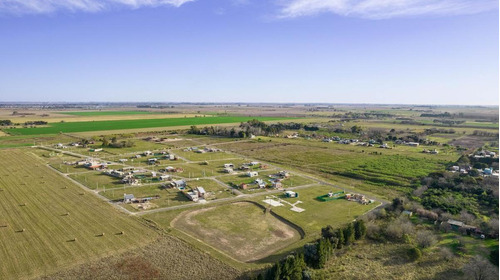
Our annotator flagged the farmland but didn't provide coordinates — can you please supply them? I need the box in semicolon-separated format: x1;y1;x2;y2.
0;150;156;280
4;116;292;136
59;110;160;116
0;104;497;279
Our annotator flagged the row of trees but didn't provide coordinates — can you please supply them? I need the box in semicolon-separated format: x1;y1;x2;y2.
101;136;134;148
187;120;320;138
254;220;367;280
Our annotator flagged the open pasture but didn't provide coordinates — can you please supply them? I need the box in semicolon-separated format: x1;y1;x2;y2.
171;202;302;262
0;150;155;280
4;116;291;136
217;137;458;196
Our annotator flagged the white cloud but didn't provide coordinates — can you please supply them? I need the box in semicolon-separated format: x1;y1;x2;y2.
278;0;498;19
0;0;195;15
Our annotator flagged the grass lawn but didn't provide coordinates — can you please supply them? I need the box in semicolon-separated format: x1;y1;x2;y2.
173;148;241;161
171;202;302;262
69;171;125;190
0;150;156;280
257;185;377;239
99;184;191;210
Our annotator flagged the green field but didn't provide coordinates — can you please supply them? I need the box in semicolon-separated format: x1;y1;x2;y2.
4;116;292;136
59;111;158;116
0;150;156;279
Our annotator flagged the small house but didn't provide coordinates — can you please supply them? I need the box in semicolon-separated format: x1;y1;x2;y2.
123;194;135;203
196;187;206;198
240;183;248;190
223;163;234;168
171;180;187;189
247;171;258;177
255;178;266;188
224;167;234;174
159;175;171;181
272;181;283;189
143;151;153;156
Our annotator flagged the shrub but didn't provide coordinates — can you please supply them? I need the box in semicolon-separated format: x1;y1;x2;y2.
408;247;422;262
416;231;437;248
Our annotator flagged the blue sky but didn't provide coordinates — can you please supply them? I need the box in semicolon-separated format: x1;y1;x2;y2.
0;0;498;105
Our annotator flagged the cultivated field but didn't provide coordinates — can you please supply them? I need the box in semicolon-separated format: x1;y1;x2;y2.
0;150;156;279
4;116;291;135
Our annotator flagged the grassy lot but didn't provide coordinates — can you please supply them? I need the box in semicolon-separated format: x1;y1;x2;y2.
218;170;315;193
256;185;376;238
0;150;156;280
173;148;241;161
171;202;302;262
99;184;191;210
69;171;125;190
4;116;292;136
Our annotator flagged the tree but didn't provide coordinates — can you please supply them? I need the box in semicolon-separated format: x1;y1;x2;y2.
354;220;367;240
416;231;437;248
408;247;422;261
463;255;499;280
321;225;336;240
316;238;333;269
351;125;362;133
336;228;344;249
343;223;355;245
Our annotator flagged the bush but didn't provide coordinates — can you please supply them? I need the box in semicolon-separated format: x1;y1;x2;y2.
416;231;437;248
408;247;422;261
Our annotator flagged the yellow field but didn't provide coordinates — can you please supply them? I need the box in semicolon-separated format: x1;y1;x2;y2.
0;150;157;279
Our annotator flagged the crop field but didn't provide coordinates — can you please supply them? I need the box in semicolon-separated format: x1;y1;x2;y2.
4;116;291;136
60;110;160;116
171;202;302;262
0;150;156;280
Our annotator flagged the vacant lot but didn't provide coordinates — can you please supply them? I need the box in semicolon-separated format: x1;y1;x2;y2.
0;150;156;280
5;116;291;136
172;202;301;262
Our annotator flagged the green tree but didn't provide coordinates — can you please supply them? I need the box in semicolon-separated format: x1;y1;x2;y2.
408;247;422;261
354;220;367;240
343;223;355;245
336;228;344;249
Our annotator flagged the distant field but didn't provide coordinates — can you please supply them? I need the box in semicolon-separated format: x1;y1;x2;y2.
60;110;158;116
0;150;156;280
4;116;292;136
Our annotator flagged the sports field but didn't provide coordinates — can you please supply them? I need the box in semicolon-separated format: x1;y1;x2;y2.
0;150;156;279
4;116;291;136
171;202;301;262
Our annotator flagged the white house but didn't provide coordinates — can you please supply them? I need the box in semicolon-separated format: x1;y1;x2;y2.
247;171;258;177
